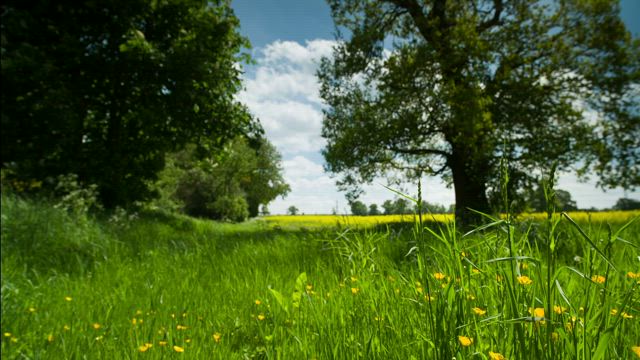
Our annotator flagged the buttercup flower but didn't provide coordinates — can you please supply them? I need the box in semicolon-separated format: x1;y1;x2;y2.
458;336;473;347
489;351;506;360
517;276;533;285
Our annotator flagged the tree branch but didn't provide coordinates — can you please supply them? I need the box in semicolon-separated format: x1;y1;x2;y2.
387;145;451;158
476;0;503;33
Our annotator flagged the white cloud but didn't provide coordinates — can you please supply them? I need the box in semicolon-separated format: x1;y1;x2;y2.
239;39;637;215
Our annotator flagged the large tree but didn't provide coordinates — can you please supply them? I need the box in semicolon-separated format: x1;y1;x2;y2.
319;0;639;225
1;0;255;207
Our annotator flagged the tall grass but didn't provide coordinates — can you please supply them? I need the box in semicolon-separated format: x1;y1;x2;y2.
1;193;639;359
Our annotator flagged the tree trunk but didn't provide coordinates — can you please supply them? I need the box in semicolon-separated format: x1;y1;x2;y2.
448;147;491;229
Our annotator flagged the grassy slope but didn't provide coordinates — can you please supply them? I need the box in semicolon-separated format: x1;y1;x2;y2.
1;195;639;359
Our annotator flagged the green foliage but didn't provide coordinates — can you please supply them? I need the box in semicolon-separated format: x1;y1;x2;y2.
1;0;255;207
613;197;640;210
152;136;289;221
368;203;380;215
319;0;640;225
350;200;368;215
2;196;639;359
287;206;299;215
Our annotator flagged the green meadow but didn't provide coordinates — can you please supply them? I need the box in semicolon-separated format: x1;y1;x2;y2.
1;194;639;359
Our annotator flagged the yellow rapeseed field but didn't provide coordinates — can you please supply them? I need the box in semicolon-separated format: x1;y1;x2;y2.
263;210;639;229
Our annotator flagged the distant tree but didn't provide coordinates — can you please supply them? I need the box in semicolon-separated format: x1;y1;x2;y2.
319;0;639;226
613;198;640;210
393;198;411;215
368;203;380;216
350;201;368;216
415;201;447;214
530;187;578;212
287;206;299;216
153;136;288;221
1;0;255;207
382;200;395;215
260;205;270;216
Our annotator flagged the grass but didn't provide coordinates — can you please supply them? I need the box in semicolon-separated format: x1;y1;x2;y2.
1;193;639;359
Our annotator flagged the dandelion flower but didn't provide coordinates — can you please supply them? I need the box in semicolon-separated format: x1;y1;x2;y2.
517;276;533;285
255;299;262;305
434;272;446;280
173;345;184;353
139;343;152;352
213;333;221;343
257;314;266;321
632;346;640;358
611;309;618;316
351;287;360;295
458;335;473;347
3;333;11;338
489;351;506;360
627;272;639;280
591;275;606;284
92;323;101;330
472;307;487;316
622;312;634;319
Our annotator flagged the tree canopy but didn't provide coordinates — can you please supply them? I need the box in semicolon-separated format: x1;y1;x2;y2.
153;136;289;221
1;0;256;207
319;0;640;225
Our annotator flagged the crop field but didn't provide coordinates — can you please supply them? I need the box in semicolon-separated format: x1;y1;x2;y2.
1;195;639;359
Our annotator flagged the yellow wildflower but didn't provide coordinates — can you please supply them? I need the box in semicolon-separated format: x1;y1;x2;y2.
185;339;191;343
4;332;11;337
350;276;358;282
257;314;266;321
28;307;36;313
10;337;18;343
135;310;143;315
611;309;618;316
467;294;476;300
591;275;606;284
472;307;487;316
63;325;70;331
213;332;221;343
132;318;137;325
351;287;360;295
552;332;559;342
632;346;640;358
173;345;184;353
47;334;54;343
176;325;187;330
458;335;473;347
92;323;101;330
139;343;152;352
306;284;313;291
529;307;545;318
64;296;72;302
434;272;446;280
520;262;529;270
554;305;567;314
255;299;262;305
95;335;103;341
517;276;533;285
622;312;634;319
489;351;506;360
472;268;480;274
158;341;167;346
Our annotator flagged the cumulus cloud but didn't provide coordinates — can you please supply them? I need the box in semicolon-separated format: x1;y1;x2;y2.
238;39;635;214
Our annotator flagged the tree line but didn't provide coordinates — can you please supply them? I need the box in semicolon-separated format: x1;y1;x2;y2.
1;0;289;221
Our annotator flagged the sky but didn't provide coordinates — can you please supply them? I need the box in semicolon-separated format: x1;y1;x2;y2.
231;0;640;215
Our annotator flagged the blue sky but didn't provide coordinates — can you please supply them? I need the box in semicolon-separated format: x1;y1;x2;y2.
231;0;640;214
